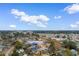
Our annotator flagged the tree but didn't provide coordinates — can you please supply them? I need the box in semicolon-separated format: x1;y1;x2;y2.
15;40;23;49
62;40;77;49
56;35;60;38
77;48;79;55
48;40;55;53
0;51;5;56
62;35;66;38
23;44;32;55
12;49;19;56
48;39;61;56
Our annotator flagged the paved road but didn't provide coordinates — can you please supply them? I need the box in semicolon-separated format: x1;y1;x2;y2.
5;39;22;56
5;46;15;56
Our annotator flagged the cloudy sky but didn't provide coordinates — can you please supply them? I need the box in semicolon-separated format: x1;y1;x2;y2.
0;3;79;30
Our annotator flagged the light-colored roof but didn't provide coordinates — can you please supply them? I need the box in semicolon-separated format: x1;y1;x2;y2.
0;45;5;48
27;40;44;44
38;48;48;51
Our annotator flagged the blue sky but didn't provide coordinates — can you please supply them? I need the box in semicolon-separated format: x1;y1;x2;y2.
0;3;79;30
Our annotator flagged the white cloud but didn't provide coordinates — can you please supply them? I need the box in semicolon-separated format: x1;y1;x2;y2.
70;24;77;28
11;9;26;16
9;25;16;29
70;21;79;28
76;21;79;24
11;9;50;28
54;16;62;19
64;3;79;14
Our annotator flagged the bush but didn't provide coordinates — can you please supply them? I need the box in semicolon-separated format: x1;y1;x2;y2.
64;48;72;56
